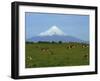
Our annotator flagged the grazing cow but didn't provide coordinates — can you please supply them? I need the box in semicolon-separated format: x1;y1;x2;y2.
40;47;49;52
82;45;88;48
40;47;54;55
66;45;75;49
83;54;88;59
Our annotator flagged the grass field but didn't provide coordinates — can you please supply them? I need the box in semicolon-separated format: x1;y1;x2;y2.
25;42;89;68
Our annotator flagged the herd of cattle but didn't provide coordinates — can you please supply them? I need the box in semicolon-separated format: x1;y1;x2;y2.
27;44;89;61
35;44;89;52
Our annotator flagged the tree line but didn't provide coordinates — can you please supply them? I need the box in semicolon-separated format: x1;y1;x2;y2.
26;41;63;44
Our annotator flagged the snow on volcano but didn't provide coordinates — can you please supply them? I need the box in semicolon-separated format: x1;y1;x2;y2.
39;25;66;36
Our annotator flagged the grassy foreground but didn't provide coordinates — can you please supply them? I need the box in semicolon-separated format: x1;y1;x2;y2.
25;42;89;68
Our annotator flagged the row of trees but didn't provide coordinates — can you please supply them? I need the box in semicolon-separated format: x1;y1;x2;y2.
26;41;89;45
26;41;63;44
38;41;62;44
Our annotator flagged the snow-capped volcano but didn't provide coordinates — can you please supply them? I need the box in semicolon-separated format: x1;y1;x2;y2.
27;25;88;43
39;26;66;36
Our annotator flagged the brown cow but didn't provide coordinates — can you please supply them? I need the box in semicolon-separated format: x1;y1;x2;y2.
40;47;49;52
83;54;88;59
82;45;89;48
40;47;54;55
66;45;75;49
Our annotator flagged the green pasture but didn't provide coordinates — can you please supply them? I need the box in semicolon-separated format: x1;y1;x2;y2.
25;42;89;68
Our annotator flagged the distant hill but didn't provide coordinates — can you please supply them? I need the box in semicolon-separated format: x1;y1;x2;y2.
27;35;88;43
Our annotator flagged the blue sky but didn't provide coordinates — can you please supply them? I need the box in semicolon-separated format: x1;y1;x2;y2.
25;12;89;41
